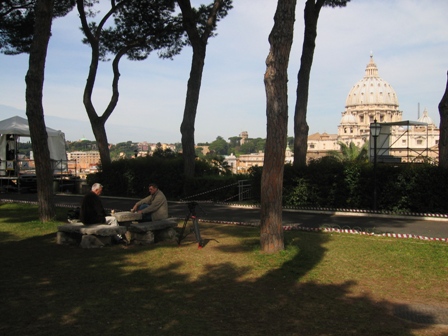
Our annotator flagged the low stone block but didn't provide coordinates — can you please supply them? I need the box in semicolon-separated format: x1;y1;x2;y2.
114;211;142;222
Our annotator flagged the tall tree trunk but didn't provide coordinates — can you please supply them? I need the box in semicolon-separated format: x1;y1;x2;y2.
81;48;126;169
89;117;111;169
77;0;126;169
261;0;296;253
439;71;448;168
177;0;225;181
180;44;205;179
77;0;111;168
293;0;324;168
25;0;55;221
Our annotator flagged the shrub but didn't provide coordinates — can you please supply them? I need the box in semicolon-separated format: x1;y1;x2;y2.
255;160;448;213
87;156;448;213
87;156;248;202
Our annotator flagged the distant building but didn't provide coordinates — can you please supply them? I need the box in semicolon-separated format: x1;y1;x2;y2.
148;143;176;153
66;141;180;175
240;131;248;145
224;147;293;174
307;132;339;161
67;151;101;177
196;145;210;156
224;54;439;171
138;141;150;152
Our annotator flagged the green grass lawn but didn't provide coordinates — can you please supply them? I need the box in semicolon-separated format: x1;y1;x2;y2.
0;203;447;336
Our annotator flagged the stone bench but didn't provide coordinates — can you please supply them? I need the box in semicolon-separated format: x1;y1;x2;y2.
127;218;179;245
57;223;127;248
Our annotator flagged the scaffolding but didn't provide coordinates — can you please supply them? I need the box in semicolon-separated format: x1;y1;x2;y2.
0;133;78;193
0;158;78;193
369;120;439;164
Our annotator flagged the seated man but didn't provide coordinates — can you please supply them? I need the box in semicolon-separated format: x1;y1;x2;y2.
131;183;168;222
80;183;118;226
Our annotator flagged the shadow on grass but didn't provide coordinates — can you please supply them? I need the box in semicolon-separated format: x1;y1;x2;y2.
0;213;436;335
0;205;43;223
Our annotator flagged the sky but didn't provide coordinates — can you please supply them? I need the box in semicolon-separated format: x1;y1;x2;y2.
1;0;447;144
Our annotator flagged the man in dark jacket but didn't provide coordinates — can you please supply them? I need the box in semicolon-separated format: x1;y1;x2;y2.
80;183;118;226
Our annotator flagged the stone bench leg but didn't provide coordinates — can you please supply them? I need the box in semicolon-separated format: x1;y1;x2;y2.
154;227;178;243
80;235;112;248
128;231;155;245
57;231;79;245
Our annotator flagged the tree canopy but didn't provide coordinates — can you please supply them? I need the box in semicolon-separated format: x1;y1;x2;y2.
208;136;229;155
0;0;75;54
76;0;186;167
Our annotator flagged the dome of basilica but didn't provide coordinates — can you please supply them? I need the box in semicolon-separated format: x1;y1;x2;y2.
345;55;399;108
418;108;436;126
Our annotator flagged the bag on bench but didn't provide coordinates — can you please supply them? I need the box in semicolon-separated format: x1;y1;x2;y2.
67;207;80;223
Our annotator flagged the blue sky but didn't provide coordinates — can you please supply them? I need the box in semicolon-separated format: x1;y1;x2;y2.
1;0;447;144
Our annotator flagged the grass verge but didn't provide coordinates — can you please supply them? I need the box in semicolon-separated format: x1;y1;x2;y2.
0;203;447;336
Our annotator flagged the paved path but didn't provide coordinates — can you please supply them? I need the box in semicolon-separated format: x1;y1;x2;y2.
2;192;448;240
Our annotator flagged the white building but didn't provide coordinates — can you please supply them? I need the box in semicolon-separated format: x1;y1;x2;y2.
67;151;101;177
308;54;439;162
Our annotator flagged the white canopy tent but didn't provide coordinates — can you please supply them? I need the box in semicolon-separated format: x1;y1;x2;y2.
0;116;67;176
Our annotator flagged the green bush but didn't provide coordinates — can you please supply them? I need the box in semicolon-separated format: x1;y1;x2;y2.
255;160;448;213
87;156;249;202
87;156;448;214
